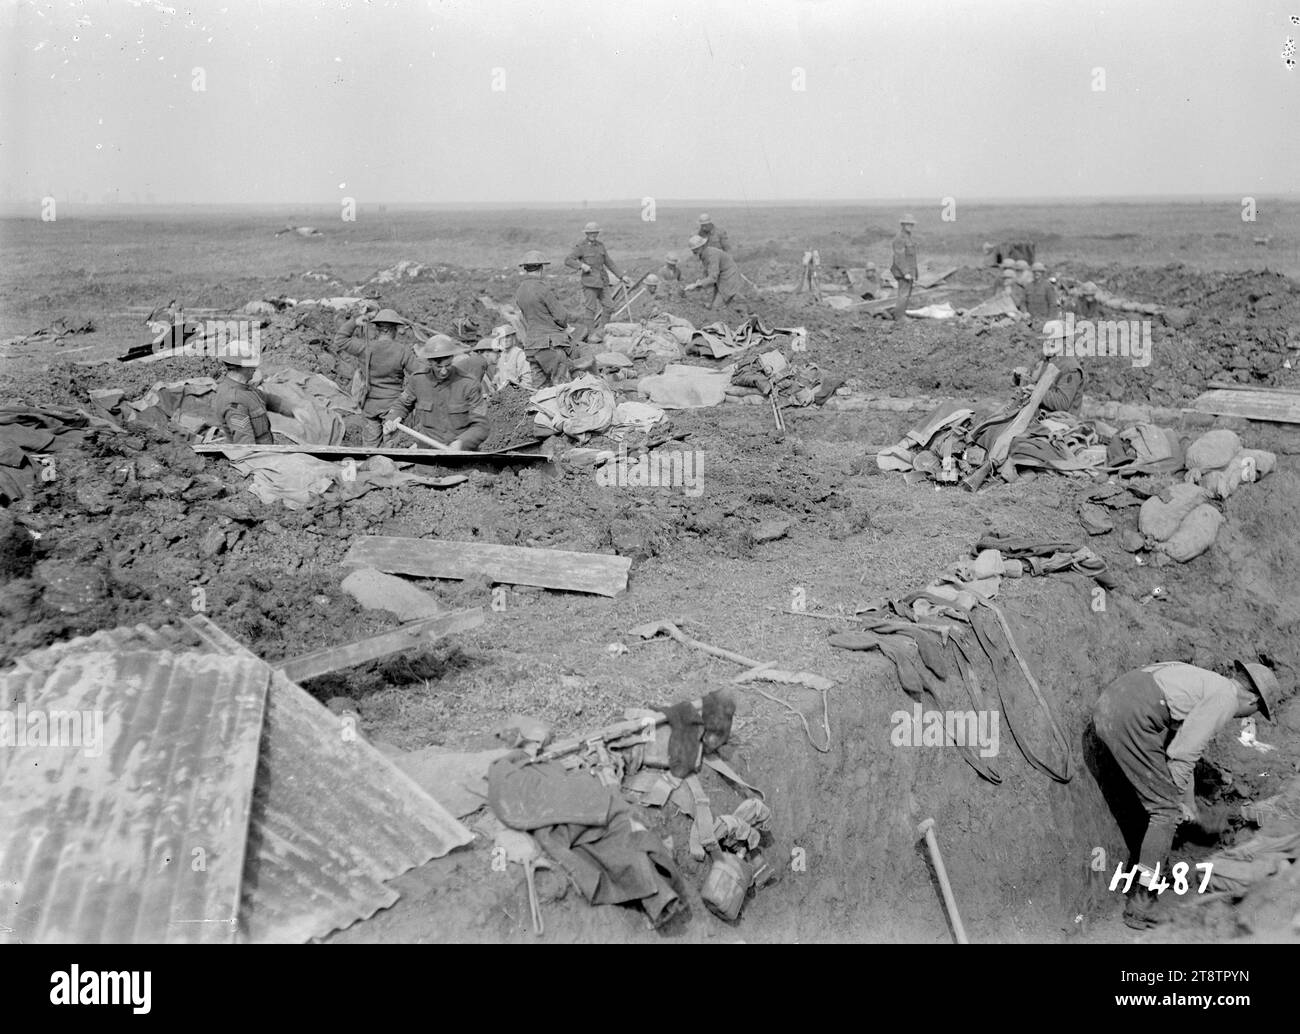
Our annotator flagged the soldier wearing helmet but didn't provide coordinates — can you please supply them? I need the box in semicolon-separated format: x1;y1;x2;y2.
516;249;574;388
890;213;919;323
696;213;730;254
1023;261;1058;321
212;337;291;445
655;252;684;301
564;221;629;333
382;334;490;451
330;306;423;447
1073;280;1102;319
684;234;742;312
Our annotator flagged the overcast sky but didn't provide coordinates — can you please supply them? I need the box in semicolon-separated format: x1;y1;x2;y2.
2;0;1297;204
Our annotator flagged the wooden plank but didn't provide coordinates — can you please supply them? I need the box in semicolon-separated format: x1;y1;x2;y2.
1191;389;1300;425
278;609;484;682
344;536;632;597
192;442;548;461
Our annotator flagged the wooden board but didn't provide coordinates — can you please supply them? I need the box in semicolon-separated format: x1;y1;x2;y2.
344;536;632;597
193;442;548;462
1190;389;1300;424
278;609;484;682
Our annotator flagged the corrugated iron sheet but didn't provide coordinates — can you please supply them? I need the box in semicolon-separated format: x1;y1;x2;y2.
2;619;474;944
181;615;475;943
0;650;268;944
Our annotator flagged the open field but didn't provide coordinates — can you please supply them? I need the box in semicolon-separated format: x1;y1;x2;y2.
2;199;1298;945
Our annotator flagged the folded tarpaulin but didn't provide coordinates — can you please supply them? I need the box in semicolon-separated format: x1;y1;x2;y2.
261;366;358;445
609;400;666;439
228;451;463;509
125;377;219;432
638;364;731;409
964;294;1024;320
529;373;617;435
0;407;92;503
904;402;975;450
488;755;616;830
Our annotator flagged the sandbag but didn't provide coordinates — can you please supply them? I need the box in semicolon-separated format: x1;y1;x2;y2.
1139;482;1208;542
1157;504;1224;562
1199;448;1277;499
1185;429;1242;472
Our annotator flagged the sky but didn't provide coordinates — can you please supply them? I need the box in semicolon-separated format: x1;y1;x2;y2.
1;0;1297;204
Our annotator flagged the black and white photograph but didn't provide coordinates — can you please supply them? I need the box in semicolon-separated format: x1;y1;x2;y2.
1;0;1298;993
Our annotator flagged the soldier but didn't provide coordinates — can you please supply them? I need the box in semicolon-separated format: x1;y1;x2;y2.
383;335;490;451
1001;267;1028;311
564;222;630;333
1015;259;1034;288
656;252;684;299
639;274;666;316
212;338;290;445
454;337;501;395
1093;660;1278;928
890;213;918;322
1023;261;1059;322
331;307;423;447
696;213;730;253
1073;281;1103;319
685;234;742;311
515;249;574;388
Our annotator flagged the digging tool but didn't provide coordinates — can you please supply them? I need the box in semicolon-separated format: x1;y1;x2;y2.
393;421;454;453
769;389;787;434
610;288;645;321
918;817;968;944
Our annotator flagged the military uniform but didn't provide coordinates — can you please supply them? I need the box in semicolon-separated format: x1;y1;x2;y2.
564;238;625;329
386;368;490;451
213;373;275;445
890;231;919;321
334;318;423;446
1024;279;1059;321
695;246;741;309
516;276;573;387
699;225;730;253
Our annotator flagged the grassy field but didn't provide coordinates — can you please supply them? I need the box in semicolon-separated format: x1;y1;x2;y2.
1;198;1297;339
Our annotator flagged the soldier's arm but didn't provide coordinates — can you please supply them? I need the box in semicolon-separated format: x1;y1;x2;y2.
223;404;257;445
454;382;490;451
698;251;720;287
543;290;570;327
563;244;584;271
385;384;416;423
332;317;365;357
262;390;295;417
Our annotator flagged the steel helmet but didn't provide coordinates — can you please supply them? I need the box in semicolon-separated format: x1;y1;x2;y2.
644;274;660;286
1082;281;1098;295
519;250;549;267
1002;258;1016;269
371;308;405;326
900;213;917;224
1015;259;1029;270
584;221;600;233
697;213;712;225
688;234;708;250
415;333;463;360
665;252;679;264
220;337;261;367
1031;261;1047;272
1002;268;1018;279
1236;661;1279;721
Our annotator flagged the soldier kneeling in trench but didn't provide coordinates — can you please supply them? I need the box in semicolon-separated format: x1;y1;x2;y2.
382;334;491;452
1091;659;1279;929
212;338;294;445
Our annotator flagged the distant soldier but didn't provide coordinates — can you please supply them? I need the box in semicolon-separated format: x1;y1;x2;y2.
696;213;731;253
890;213;919;322
639;274;667;316
1073;281;1103;319
453;337;501;395
685;234;742;311
1023;262;1059;322
383;335;490;451
656;252;684;299
331;307;423;447
212;338;291;445
516;250;573;388
1001;267;1028;311
564;222;630;333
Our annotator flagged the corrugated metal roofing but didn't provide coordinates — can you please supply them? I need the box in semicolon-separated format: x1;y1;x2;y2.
1;617;474;944
0;649;268;944
181;615;475;943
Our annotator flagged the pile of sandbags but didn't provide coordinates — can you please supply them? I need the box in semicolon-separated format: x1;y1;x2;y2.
1137;429;1276;561
1183;429;1276;501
